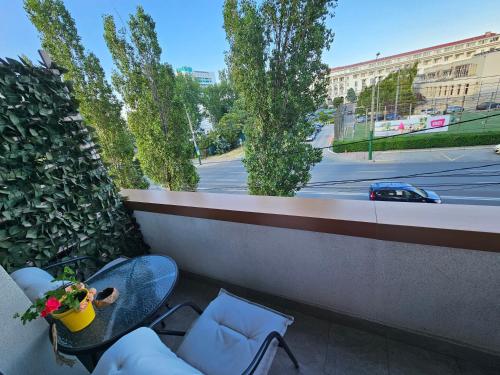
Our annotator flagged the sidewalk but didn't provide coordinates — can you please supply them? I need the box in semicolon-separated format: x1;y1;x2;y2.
328;145;499;163
194;146;244;167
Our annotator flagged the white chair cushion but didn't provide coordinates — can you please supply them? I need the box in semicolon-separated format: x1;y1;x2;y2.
92;327;203;375
177;289;294;375
10;267;67;303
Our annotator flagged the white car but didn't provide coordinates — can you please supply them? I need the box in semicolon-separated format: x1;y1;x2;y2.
495;144;500;154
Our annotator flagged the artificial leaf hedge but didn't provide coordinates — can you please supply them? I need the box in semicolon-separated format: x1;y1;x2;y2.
0;57;148;272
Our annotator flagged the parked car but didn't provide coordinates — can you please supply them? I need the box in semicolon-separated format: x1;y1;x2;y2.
356;115;367;123
476;102;500;110
421;108;439;115
445;105;464;114
495;144;500;154
385;113;401;120
369;182;442;204
306;128;319;142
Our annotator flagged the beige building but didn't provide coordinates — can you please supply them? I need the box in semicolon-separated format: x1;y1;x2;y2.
414;49;500;111
328;32;500;104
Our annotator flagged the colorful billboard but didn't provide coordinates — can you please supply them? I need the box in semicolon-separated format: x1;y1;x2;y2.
374;115;450;137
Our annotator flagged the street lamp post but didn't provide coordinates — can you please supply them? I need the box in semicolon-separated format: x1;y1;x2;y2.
368;52;380;161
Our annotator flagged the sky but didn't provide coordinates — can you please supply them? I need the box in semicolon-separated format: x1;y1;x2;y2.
1;0;500;80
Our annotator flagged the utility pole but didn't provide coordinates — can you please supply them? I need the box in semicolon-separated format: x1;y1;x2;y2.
184;105;202;165
476;81;482;107
365;107;368;138
376;79;381;116
495;78;500;102
368;52;380;161
394;69;400;116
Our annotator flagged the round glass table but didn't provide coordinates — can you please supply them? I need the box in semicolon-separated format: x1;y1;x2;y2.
54;255;178;360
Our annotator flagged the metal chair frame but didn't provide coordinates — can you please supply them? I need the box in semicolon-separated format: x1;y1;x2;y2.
148;302;299;375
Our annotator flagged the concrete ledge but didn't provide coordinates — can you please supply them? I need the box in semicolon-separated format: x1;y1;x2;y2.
122;189;500;252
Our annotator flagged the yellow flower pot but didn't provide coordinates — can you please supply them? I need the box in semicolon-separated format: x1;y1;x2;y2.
52;290;96;332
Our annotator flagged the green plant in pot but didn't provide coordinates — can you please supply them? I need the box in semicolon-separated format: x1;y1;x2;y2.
14;267;97;332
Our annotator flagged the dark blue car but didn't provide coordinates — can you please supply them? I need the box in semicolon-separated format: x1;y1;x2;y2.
369;182;441;203
385;113;401;120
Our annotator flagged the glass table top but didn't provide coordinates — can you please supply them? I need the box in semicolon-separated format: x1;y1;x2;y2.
56;255;178;353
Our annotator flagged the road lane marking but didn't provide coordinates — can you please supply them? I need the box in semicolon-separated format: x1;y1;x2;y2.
441;195;500;201
440;152;465;161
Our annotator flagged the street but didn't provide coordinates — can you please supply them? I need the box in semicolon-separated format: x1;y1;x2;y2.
197;124;500;206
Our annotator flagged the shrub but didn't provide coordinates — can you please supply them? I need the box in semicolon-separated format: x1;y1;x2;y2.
0;58;147;271
332;131;500;153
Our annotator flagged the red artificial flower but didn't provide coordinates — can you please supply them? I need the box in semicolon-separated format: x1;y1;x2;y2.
40;296;61;317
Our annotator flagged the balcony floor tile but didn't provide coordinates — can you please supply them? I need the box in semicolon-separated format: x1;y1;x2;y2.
157;275;496;375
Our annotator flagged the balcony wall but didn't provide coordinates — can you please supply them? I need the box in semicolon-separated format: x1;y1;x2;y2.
122;190;500;357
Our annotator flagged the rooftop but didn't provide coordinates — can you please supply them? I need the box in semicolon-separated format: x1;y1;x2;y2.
329;32;498;72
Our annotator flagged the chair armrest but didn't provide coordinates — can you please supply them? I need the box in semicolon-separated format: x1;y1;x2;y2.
149;302;203;334
242;331;299;375
42;255;98;271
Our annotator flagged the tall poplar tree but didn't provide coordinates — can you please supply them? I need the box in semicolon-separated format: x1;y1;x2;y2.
24;0;147;189
103;7;198;190
224;0;335;196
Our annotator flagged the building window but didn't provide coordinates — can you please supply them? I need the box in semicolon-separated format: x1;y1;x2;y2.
491;36;499;42
444;56;450;62
465;83;469;94
450;85;454;95
455;53;463;59
454;64;470;78
466;42;476;47
457;84;461;95
444;86;448;96
438;86;442;96
434;58;441;63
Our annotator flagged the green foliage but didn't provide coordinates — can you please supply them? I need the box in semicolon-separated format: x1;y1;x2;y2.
332;131;500;152
176;74;203;131
346;88;357;103
356;64;418;116
24;0;146;189
197;100;250;155
0;58;147;272
332;96;344;108
317;111;333;124
224;0;335;196
103;7;198;190
202;70;237;125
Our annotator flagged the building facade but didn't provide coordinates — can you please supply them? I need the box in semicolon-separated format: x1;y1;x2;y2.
176;66;216;87
328;32;500;104
413;49;500;110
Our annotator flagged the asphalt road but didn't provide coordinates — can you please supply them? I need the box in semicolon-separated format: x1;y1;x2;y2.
197;125;500;206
